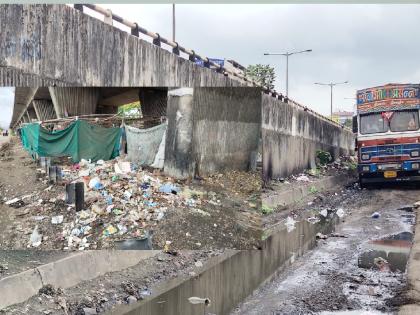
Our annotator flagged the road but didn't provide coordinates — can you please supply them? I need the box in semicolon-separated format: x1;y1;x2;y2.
233;185;420;315
0;135;9;147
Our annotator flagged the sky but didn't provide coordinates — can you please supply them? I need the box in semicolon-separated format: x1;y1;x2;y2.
0;87;14;130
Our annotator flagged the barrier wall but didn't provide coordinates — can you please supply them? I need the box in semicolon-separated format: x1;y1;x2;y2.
262;94;355;180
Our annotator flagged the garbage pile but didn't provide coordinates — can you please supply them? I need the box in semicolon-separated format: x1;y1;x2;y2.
273;155;357;184
1;156;260;250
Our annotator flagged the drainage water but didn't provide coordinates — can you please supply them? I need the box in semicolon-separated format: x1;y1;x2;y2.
358;232;413;272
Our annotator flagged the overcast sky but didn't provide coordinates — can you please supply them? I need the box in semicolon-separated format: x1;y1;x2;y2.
0;87;14;130
1;4;420;125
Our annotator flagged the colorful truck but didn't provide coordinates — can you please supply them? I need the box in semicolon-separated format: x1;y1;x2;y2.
355;83;420;186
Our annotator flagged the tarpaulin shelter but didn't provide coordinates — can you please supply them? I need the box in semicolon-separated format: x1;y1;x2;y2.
125;122;167;167
20;120;122;162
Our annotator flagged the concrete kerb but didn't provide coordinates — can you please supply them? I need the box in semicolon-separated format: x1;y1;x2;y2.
399;201;420;314
0;250;159;310
262;173;354;210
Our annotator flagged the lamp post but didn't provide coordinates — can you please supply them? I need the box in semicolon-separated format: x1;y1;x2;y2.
314;81;349;117
264;49;312;98
172;4;176;42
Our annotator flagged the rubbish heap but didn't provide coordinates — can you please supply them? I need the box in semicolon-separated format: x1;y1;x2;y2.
4;156;233;250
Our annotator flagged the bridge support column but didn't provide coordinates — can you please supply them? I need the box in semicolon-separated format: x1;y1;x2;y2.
27;108;37;122
49;87;100;118
164;88;195;179
33;100;57;121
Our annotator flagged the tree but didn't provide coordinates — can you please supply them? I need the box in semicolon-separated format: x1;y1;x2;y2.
245;64;276;90
118;101;141;117
343;118;352;128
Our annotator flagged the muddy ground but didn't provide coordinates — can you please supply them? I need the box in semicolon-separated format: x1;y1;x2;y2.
2;249;224;314
233;182;420;314
0;139;262;250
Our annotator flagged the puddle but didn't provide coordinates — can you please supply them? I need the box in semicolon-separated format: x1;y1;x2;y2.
358;232;413;272
114;238;153;250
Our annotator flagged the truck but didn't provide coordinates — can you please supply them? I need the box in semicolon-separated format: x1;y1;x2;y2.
354;83;420;186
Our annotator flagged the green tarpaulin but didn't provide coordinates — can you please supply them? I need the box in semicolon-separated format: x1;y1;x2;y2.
20;120;122;162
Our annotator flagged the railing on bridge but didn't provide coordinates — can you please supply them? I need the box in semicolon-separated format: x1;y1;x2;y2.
74;4;347;129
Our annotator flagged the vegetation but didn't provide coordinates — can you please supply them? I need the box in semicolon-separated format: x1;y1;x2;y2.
245;64;276;89
118;101;141;117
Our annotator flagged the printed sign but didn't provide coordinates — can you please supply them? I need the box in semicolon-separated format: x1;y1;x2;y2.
356;84;420;113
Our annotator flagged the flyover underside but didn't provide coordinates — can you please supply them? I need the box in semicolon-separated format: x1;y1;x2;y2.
49;87;100;118
0;4;247;87
32;100;56;121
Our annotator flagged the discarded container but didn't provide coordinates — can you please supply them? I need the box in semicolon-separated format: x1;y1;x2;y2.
30;225;42;247
65;182;84;211
159;183;180;194
48;166;62;184
371;212;381;219
51;215;64;224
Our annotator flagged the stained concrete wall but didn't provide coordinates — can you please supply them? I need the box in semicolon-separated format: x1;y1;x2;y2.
192;87;261;174
262;94;355;180
0;4;249;87
164;87;261;178
164;89;195;179
49;87;100;118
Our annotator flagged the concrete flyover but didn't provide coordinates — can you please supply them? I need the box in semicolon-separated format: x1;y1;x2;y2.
0;4;249;87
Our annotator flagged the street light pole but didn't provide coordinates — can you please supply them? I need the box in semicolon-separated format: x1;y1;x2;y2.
172;4;175;42
314;81;349;117
264;49;312;98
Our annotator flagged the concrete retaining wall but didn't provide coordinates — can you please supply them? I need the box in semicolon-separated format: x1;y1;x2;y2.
192;87;261;174
164;87;261;178
262;94;355;180
0;4;248;87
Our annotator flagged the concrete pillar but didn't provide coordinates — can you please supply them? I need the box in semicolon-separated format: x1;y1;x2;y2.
27;107;37;122
49;87;100;118
163;88;195;179
33;100;57;121
139;88;168;119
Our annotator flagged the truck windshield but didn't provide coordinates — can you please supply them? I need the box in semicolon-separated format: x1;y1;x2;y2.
360;113;388;134
389;110;419;132
360;109;420;134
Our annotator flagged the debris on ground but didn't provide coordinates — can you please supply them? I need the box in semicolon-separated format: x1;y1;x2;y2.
0;140;262;250
371;212;381;219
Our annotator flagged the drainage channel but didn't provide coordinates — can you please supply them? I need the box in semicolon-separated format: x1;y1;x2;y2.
106;212;339;315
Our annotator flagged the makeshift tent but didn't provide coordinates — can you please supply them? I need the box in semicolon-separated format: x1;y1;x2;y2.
125;122;167;166
20;120;122;162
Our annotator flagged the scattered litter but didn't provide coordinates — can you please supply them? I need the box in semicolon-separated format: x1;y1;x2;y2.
296;174;310;182
316;232;328;240
320;209;328;217
159;183;180;194
285;216;297;232
29;225;42;247
51;215;64;224
195;261;203;268
188;297;211;306
336;208;345;218
371;212;381;219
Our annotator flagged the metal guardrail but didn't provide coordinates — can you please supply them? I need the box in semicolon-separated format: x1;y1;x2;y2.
72;4;348;130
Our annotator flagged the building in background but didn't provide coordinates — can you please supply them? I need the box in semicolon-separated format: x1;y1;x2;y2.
331;110;353;126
